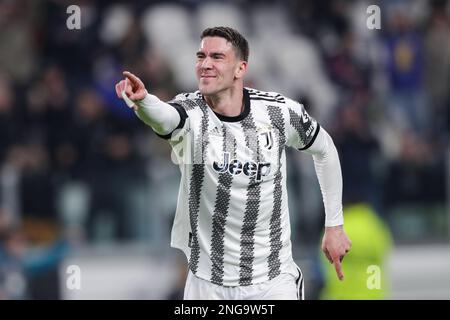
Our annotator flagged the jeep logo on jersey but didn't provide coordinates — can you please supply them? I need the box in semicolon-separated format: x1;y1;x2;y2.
213;152;271;181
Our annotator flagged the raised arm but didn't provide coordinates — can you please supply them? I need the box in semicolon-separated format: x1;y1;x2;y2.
115;71;182;136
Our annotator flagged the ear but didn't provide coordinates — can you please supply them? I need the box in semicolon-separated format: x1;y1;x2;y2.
234;61;247;79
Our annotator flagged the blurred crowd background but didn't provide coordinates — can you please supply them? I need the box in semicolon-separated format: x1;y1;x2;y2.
1;0;449;299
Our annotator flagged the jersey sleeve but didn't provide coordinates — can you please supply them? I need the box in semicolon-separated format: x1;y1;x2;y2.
284;98;320;150
156;93;191;142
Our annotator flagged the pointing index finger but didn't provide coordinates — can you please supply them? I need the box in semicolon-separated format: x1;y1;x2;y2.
123;71;140;88
333;257;344;281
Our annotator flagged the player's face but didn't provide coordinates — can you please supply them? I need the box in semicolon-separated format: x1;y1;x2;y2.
196;37;246;96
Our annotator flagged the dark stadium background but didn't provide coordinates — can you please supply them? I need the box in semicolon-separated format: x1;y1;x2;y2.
0;0;449;299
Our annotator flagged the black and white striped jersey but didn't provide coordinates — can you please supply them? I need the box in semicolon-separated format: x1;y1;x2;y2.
163;87;320;286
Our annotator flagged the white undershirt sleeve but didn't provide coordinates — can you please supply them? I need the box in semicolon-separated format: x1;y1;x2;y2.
302;127;344;227
132;93;182;136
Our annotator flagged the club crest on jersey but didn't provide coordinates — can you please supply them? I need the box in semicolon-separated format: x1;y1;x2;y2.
260;131;274;150
213;152;271;181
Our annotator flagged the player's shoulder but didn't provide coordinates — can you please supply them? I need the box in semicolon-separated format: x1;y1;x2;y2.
174;91;203;101
246;87;299;109
171;90;202;102
169;90;205;112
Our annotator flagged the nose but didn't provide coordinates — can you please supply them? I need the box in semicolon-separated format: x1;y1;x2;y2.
200;56;212;69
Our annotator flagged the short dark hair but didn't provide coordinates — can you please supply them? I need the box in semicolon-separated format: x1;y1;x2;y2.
201;26;249;62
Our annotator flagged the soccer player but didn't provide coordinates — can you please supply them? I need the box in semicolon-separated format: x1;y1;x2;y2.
115;26;351;300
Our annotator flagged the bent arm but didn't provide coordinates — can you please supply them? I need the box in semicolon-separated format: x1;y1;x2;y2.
134;94;182;136
302;128;343;227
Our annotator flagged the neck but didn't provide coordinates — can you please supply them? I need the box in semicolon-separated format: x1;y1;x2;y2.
204;85;244;117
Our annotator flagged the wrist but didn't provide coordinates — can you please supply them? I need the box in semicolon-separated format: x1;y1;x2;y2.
325;224;343;231
324;213;344;228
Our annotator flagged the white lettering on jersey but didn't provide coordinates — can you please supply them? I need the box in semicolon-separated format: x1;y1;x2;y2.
213;152;271;181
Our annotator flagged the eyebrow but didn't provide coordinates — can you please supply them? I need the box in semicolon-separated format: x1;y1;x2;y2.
196;51;226;58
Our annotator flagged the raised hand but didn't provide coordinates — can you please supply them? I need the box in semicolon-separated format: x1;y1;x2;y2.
115;71;148;110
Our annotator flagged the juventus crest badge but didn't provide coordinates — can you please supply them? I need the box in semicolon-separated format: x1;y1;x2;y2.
260;131;274;150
